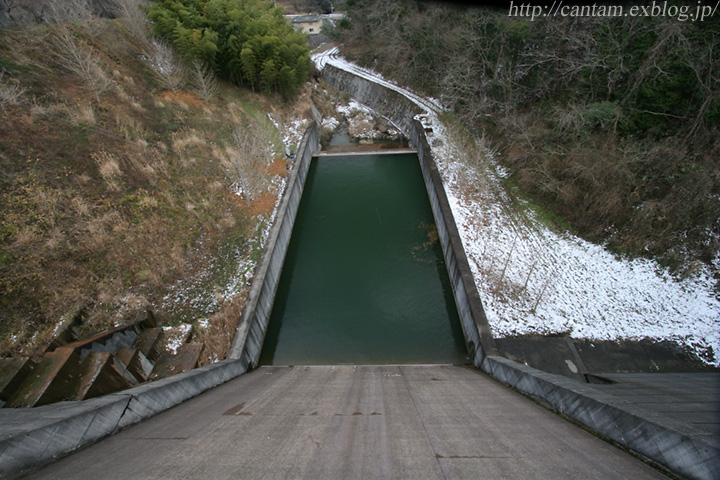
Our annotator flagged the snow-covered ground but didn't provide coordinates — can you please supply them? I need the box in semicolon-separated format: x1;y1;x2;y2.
313;48;720;365
269;111;311;153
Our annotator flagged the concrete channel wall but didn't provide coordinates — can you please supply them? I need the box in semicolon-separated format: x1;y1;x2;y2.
483;357;720;480
321;63;720;480
321;64;422;134
0;359;246;479
227;123;320;366
409;121;499;365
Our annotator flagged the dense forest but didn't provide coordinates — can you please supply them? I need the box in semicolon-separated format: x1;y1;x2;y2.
147;0;311;98
337;0;720;282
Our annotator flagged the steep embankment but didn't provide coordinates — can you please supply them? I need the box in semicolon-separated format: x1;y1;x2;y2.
0;18;312;363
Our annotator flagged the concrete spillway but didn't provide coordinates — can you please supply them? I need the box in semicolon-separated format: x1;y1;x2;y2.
22;365;666;480
1;61;717;480
260;153;467;366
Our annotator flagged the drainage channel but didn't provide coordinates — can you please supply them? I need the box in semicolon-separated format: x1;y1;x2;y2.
259;151;468;366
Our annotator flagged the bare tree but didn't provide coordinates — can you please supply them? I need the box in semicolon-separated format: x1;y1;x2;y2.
623;22;690;106
190;59;219;102
145;39;187;92
46;0;104;38
52;24;112;99
45;0;94;23
688;35;719;137
108;0;150;44
225;124;272;206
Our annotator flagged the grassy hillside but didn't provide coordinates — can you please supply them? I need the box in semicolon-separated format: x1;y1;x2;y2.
0;17;312;363
338;0;720;286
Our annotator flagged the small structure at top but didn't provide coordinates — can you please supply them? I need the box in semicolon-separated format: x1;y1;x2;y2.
291;14;322;35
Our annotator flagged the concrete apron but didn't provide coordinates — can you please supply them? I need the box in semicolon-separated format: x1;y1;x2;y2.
19;365;671;480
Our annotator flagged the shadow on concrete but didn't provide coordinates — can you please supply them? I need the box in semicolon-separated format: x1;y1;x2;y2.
496;336;717;383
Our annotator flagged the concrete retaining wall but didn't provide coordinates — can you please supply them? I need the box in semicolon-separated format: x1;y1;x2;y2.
321;64;422;135
410;121;498;365
227;123;319;366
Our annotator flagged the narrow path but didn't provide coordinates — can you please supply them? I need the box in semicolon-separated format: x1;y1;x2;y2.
24;366;666;479
313;47;443;115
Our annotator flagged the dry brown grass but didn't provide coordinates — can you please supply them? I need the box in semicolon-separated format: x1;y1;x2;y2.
310;81;341;118
161;90;204;109
0;70;26;112
194;291;247;366
171;128;207;152
93;151;122;191
71;196;90;218
290;85;314;119
63;102;96;124
267;158;290;176
0;17;310;361
12;226;39;248
114;110;147;140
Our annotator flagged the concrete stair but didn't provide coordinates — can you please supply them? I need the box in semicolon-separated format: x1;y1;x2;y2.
115;348;154;383
149;343;203;381
0;357;36;406
62;325;138;360
1;314;205;409
74;352;138;401
133;328;163;362
5;348;81;408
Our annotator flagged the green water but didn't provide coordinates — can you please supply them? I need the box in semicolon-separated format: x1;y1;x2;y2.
259;154;467;365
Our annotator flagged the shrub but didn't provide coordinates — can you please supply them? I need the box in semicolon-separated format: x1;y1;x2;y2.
0;70;25;112
581;102;621;131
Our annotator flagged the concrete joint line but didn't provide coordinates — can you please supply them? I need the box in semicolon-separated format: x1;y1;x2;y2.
400;369;450;480
115;395;134;431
